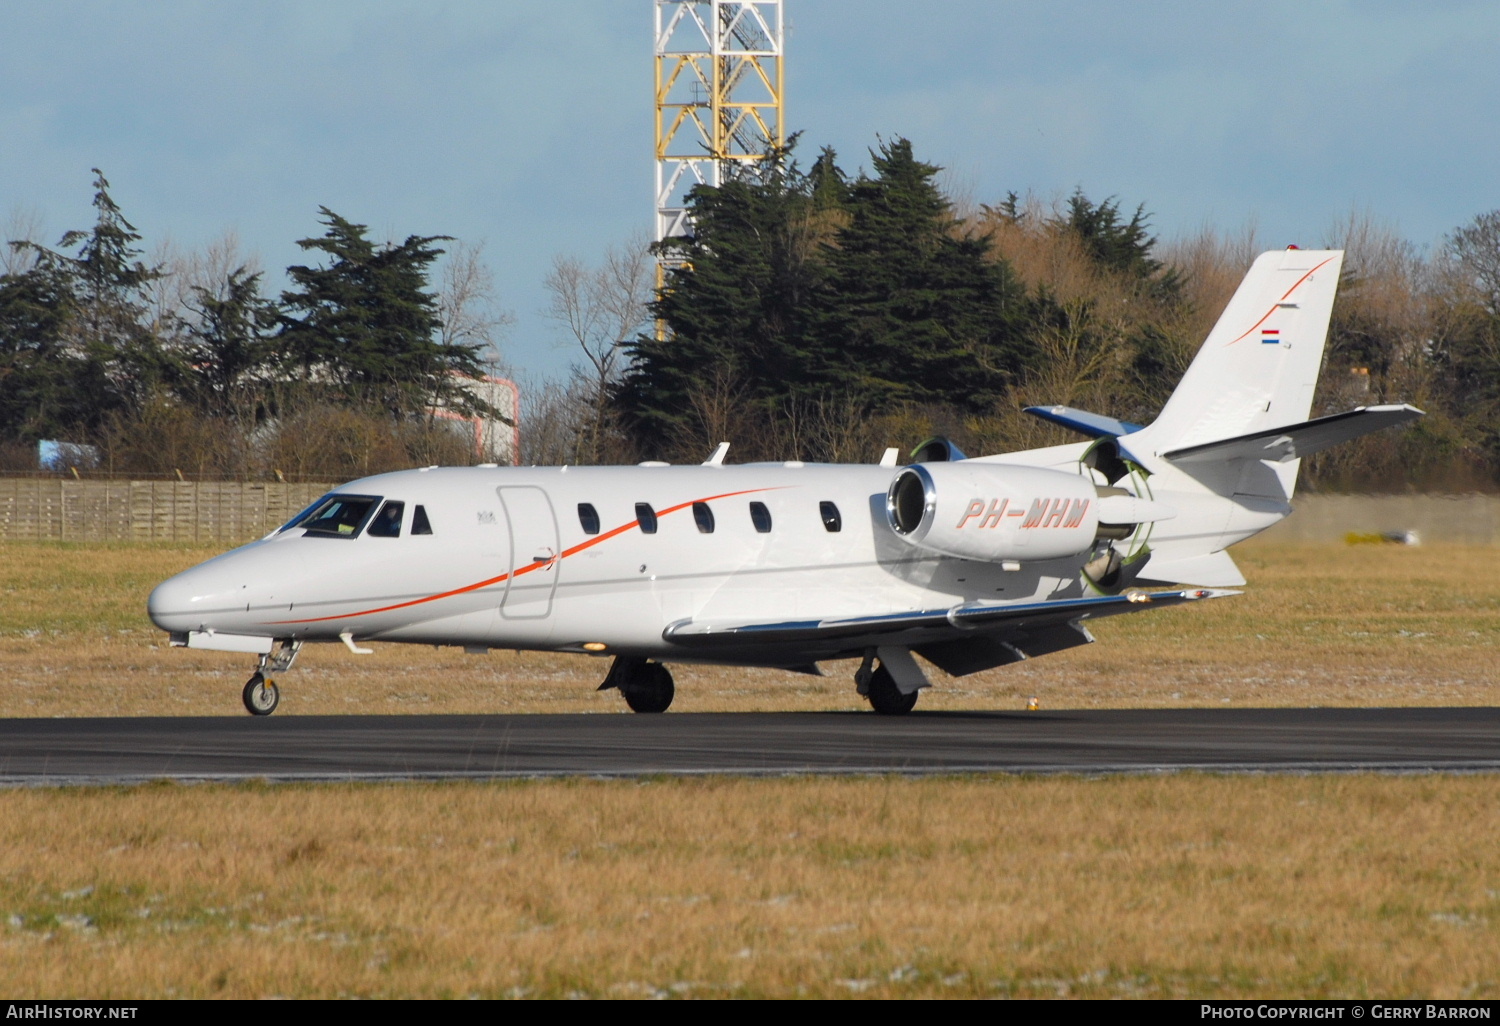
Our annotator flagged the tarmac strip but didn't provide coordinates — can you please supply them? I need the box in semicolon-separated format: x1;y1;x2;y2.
1;706;1497;784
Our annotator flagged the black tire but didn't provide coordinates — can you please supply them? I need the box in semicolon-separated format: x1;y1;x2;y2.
866;664;918;715
622;662;675;714
242;673;280;716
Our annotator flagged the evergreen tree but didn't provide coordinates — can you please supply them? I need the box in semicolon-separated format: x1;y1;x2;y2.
0;247;96;439
617;143;836;442
817;137;1028;408
1056;189;1181;301
0;169;169;440
180;266;279;419
278;209;491;419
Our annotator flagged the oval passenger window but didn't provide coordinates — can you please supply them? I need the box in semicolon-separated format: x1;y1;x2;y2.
636;502;658;534
577;503;600;535
692;501;715;533
749;501;772;533
819;501;842;532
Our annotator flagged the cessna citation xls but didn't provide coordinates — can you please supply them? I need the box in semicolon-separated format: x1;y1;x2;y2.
150;248;1421;716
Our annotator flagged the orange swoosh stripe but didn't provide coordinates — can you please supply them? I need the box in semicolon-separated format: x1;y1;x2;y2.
1223;255;1337;347
266;486;779;626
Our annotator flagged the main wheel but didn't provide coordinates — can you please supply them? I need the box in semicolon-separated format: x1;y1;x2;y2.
866;664;918;715
622;662;675;714
242;673;280;716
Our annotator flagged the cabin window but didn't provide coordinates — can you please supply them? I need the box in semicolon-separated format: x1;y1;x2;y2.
411;505;433;535
749;501;772;533
296;494;382;538
820;501;842;532
367;500;405;538
577;503;600;535
636;502;658;534
692;501;715;533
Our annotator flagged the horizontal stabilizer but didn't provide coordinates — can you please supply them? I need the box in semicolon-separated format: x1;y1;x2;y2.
1161;405;1423;465
1024;405;1144;439
1135;550;1245;588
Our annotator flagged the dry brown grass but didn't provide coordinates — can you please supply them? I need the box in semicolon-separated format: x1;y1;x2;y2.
3;542;1498;999
1;775;1496;999
0;540;1497;717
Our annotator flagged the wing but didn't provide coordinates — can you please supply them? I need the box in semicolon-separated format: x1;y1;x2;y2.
663;588;1236;672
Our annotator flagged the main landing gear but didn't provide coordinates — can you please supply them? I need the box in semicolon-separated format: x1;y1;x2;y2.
599;656;676;713
242;640;302;717
854;649;923;716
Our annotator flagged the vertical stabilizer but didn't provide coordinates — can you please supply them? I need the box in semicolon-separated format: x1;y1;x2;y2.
1137;249;1343;455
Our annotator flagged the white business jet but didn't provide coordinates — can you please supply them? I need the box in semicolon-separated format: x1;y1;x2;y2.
150;249;1420;716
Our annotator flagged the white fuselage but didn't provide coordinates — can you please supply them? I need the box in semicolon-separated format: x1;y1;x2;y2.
148;462;1099;664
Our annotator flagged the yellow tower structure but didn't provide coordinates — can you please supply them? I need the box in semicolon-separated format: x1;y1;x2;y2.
654;1;785;250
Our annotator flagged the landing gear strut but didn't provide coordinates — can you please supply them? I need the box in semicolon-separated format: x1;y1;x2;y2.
598;656;676;713
242;640;302;717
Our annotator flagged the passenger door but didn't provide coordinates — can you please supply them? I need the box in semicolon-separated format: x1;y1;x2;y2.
497;486;560;619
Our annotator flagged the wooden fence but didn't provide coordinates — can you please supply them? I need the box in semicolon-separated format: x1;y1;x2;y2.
0;479;332;544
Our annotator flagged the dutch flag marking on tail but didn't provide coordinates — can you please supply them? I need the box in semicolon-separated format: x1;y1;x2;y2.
1261;329;1280;344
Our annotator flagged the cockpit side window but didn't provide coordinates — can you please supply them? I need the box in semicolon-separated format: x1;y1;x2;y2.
411;505;433;535
279;494;333;533
367;500;405;538
296;494;382;538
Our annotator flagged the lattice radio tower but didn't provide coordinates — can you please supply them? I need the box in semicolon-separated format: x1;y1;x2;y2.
654;1;785;267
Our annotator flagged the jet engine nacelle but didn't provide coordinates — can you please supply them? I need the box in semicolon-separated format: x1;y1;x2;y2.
885;462;1100;562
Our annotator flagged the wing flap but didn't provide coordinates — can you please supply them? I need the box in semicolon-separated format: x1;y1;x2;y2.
663;588;1236;649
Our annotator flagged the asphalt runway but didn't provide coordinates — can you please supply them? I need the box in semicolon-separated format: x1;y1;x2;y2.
1;707;1498;784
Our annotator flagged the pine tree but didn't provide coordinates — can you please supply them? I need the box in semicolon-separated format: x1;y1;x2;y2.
617;143;836;444
278;209;491;419
817;138;1028;409
1056;189;1181;301
0;169;169;440
180;267;279;419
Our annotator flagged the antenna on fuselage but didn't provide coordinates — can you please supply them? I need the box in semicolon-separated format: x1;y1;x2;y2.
703;442;731;465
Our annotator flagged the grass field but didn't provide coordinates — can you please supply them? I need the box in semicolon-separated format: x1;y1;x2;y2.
1;540;1497;716
1;540;1497;999
2;775;1497;999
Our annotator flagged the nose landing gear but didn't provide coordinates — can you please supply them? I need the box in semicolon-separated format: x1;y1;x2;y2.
242;640;302;716
598;656;676;713
242;673;280;715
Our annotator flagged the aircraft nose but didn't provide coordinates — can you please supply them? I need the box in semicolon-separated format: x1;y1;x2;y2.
148;571;204;633
148;562;248;634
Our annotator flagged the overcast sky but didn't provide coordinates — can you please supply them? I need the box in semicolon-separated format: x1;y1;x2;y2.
3;1;1497;380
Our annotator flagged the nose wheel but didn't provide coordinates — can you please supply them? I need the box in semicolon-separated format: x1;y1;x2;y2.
242;673;280;716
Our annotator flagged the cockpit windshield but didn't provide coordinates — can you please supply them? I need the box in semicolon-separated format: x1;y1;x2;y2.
280;494;382;538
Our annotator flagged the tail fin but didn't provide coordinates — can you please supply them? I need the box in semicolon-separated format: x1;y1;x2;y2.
1139;248;1344;453
1121;248;1345;501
